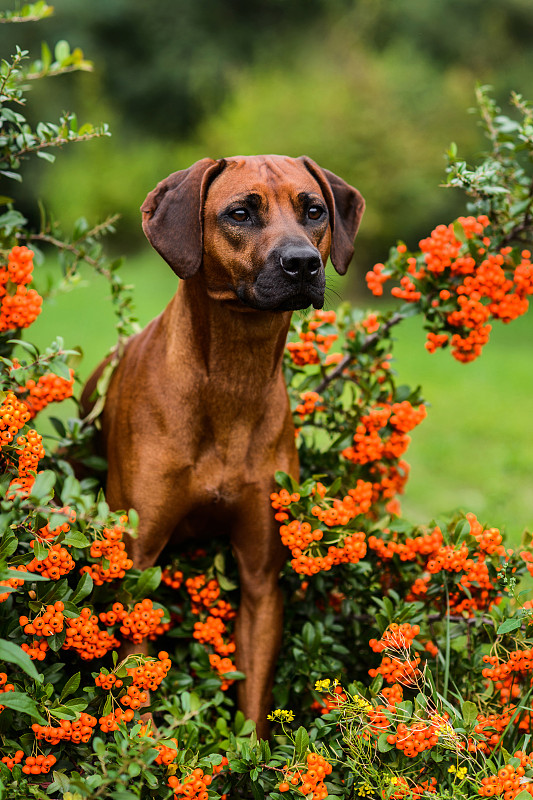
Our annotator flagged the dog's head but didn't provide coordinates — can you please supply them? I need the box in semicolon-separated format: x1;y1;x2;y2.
141;155;365;312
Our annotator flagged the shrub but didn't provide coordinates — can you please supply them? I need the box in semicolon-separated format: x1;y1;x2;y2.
2;7;533;799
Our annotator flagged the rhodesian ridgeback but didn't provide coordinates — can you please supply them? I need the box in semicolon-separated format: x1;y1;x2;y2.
82;155;364;738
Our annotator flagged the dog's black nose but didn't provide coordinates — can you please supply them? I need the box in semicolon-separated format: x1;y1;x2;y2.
279;245;322;280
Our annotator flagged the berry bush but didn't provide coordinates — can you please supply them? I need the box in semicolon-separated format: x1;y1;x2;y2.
2;7;533;800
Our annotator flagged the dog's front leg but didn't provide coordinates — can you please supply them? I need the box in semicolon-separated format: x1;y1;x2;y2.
231;497;288;740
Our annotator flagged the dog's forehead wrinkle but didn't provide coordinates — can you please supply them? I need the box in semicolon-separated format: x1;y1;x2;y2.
221;155;321;200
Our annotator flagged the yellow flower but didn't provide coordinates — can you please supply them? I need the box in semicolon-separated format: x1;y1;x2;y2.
266;709;295;723
315;679;331;693
448;765;456;774
356;783;374;797
353;696;373;713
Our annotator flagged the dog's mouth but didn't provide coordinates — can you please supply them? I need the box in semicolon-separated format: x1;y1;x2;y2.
235;285;325;313
273;293;324;311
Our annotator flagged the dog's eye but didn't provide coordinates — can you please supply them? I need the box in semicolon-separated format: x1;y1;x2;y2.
307;205;324;220
228;208;250;222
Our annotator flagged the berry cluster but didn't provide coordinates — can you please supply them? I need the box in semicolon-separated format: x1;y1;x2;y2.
369;653;422;686
388;776;438;800
279;752;333;798
99;599;166;643
311;480;374;525
0;246;42;332
368;526;443;562
482;650;533;703
286;310;340;366
19;601;65;637
186;574;220;611
35;506;77;542
0;673;14;713
27;541;75;580
21;753;57;775
168;767;212;799
366;217;533;362
32;713;97;744
209;653;237;690
270;488;301;523
289;531;367;576
119;683;148;710
478;750;533;798
0;391;30;446
161;567;184;589
0;564;28;603
125;651;171;691
341;401;427;466
98;707;135;733
273;481;368;576
95;672;124;691
7;428;46;497
472;706;516;752
63;607;120;660
386;719;443;758
20;369;75;418
21;639;48;661
1;750;24;770
369;623;420;653
154;738;178;765
81;519;133;585
369;513;511;616
295;390;325;421
193;615;235;656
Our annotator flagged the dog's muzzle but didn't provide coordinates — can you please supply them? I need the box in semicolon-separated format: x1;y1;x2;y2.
239;243;326;312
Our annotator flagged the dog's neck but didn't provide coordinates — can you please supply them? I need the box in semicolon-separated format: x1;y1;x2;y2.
165;274;292;388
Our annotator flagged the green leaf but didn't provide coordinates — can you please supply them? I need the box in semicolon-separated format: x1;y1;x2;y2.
54;40;71;64
454;518;471;541
41;40;52;71
274;471;298;493
134;566;161;598
294;726;309;761
48;511;70;531
0;530;19;559
217;572;238;591
62;530;90;549
497;618;522;634
0;569;47;583
0;638;42;682
377;732;394;752
250;782;264;800
0;691;46;723
49;359;72;381
70;571;93;604
32;539;48;561
60;672;81;701
461;700;478;727
29;470;56;500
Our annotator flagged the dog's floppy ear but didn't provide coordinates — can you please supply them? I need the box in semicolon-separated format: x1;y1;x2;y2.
141;158;226;278
299;156;365;275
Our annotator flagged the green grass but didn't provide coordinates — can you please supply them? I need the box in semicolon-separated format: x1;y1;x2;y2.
27;252;533;546
394;311;533;544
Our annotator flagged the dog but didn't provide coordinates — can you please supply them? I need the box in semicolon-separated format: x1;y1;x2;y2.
82;155;364;738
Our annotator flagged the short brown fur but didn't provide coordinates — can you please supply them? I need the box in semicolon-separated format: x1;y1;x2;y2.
82;155;364;738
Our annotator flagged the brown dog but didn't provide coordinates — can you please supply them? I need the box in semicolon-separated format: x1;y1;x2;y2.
83;155;364;738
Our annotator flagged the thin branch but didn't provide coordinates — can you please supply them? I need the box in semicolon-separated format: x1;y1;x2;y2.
27;216;120;279
315;311;405;394
25;64;93;81
15;129;108;160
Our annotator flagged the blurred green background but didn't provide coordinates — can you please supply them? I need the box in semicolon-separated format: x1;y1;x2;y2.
3;0;533;540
